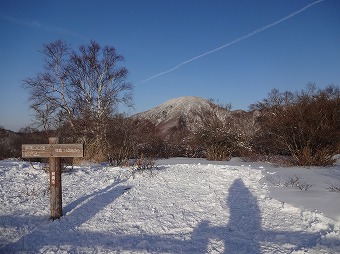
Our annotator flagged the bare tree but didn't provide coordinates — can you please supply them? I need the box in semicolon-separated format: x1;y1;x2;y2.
23;40;133;135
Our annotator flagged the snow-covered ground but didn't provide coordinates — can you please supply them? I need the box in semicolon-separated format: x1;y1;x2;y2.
1;158;339;253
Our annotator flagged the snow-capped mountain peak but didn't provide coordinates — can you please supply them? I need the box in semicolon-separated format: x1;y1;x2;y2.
133;96;229;133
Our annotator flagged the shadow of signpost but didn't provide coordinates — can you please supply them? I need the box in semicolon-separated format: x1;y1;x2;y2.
1;179;131;252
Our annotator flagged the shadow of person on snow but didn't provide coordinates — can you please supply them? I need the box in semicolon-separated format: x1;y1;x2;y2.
225;178;262;253
191;178;262;253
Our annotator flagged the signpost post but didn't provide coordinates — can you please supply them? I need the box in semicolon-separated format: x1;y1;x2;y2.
22;137;83;220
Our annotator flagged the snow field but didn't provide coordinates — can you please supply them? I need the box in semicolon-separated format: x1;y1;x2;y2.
0;159;339;253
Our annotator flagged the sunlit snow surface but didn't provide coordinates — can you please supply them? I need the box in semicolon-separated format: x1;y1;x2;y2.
1;158;339;253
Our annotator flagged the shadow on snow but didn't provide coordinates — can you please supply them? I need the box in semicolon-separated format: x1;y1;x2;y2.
1;178;338;253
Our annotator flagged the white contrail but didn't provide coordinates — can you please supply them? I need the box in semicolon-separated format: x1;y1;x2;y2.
0;13;86;40
138;0;324;84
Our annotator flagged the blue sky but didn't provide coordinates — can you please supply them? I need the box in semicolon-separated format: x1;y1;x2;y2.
1;0;339;131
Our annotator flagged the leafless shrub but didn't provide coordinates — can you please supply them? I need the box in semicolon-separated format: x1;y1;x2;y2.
266;174;314;191
327;182;340;192
292;147;336;167
130;155;157;178
250;84;340;166
296;182;314;191
191;111;240;161
283;175;313;191
285;175;300;187
265;175;282;186
106;116;163;165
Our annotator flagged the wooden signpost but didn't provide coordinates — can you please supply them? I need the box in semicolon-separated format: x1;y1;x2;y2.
22;137;83;220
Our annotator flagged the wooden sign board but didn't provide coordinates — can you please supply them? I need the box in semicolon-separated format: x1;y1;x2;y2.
22;138;84;220
22;144;83;158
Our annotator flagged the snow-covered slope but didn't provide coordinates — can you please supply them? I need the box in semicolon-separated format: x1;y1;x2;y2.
135;96;216;122
1;158;339;253
133;96;230;134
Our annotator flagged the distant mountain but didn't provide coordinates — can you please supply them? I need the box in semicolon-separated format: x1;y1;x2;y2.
133;96;219;134
133;96;256;137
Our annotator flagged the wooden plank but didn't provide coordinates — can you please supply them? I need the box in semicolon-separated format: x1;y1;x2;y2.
50;144;83;157
22;144;51;158
22;144;83;158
